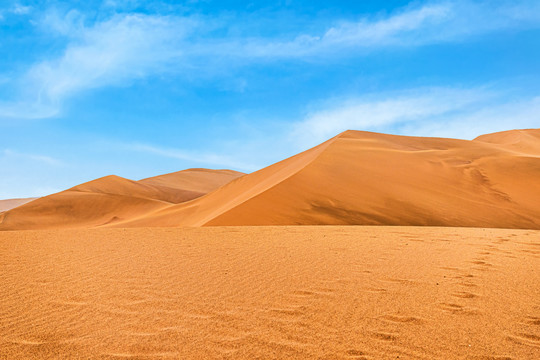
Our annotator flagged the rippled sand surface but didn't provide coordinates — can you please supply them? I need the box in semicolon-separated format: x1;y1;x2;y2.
1;226;538;359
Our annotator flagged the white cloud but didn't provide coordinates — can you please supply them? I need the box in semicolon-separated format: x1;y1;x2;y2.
0;3;32;20
33;14;183;96
12;4;32;15
230;0;540;58
3;13;196;119
127;143;259;171
291;87;540;148
321;4;451;46
0;100;58;119
1;1;540;119
257;3;453;57
1;149;63;166
401;96;540;139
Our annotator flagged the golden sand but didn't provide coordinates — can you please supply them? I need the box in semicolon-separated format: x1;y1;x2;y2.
0;226;538;359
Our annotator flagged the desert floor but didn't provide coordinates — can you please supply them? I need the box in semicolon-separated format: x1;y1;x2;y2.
0;226;539;359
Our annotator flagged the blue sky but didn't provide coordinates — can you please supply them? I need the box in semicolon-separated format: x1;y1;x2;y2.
1;0;539;198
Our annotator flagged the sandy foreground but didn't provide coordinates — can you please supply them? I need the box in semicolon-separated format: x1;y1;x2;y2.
0;226;538;359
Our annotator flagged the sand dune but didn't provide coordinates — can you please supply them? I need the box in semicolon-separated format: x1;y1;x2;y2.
0;169;243;230
2;129;539;230
475;128;540;155
118;128;540;229
0;198;37;212
140;168;244;194
0;226;538;359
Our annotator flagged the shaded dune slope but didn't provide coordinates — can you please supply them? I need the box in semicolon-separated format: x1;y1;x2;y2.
0;169;244;230
116;135;338;227
119;129;540;229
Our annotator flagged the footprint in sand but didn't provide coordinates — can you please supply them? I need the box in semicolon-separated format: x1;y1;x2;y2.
365;287;388;293
440;266;461;271
371;331;398;341
345;349;370;359
458;281;477;288
380;314;425;324
291;290;316;297
452;291;478;299
270;306;305;316
524;316;540;326
507;332;540;348
382;278;417;285
439;302;480;316
471;260;492;266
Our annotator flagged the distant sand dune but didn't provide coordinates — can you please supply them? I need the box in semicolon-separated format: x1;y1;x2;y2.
140;168;244;194
0;198;37;212
0;169;243;230
475;128;540;155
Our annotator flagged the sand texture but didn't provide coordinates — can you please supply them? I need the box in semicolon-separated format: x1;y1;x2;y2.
0;226;538;359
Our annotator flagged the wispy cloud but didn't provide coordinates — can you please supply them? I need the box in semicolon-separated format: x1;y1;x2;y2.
126;143;259;171
1;149;63;166
0;3;32;20
0;12;197;119
400;96;540;139
291;87;540;147
317;0;540;49
235;3;453;58
190;0;540;58
1;0;540;119
12;4;32;15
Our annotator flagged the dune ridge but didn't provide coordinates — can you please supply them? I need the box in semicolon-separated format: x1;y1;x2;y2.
474;128;540;155
1;129;539;230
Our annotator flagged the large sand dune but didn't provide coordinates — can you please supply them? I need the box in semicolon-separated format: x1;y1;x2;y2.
1;129;539;230
0;169;243;230
0;226;538;359
119;129;540;229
